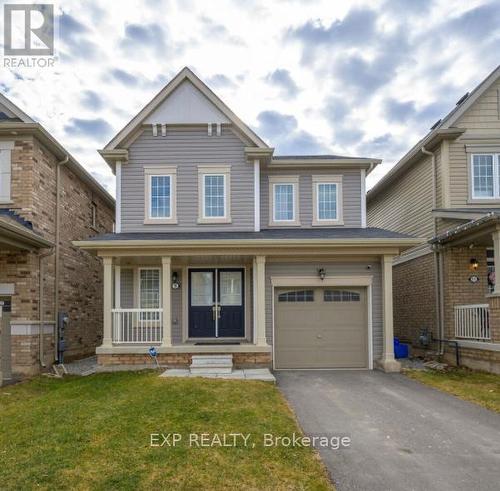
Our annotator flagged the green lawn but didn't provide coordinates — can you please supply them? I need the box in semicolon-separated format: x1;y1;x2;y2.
0;371;333;490
405;368;500;413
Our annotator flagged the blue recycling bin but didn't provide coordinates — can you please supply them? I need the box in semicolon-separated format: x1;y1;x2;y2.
394;337;409;359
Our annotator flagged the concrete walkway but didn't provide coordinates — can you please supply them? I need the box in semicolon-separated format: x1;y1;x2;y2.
276;370;500;491
160;368;276;382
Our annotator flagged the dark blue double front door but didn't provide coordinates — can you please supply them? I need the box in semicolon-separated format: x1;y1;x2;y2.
188;268;245;338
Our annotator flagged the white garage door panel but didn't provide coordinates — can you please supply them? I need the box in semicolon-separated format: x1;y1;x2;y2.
275;287;368;369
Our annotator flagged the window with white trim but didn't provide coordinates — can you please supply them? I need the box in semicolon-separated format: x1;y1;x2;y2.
471;154;500;199
144;166;177;224
198;165;231;223
312;175;343;225
268;175;300;226
274;184;294;221
204;174;225;217
317;183;338;220
139;268;160;320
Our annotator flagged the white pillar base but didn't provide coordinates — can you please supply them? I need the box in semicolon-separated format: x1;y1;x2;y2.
375;356;401;373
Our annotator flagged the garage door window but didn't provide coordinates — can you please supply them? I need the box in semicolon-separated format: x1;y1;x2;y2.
324;290;360;302
278;290;314;302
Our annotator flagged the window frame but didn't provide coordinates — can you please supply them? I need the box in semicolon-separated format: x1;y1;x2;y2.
91;201;97;230
0;142;15;204
144;166;177;224
137;267;161;321
268;175;300;226
470;153;500;201
312;175;343;226
198;165;231;224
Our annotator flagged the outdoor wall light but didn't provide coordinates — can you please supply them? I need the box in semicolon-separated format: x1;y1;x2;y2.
172;272;180;289
318;268;326;280
470;258;479;271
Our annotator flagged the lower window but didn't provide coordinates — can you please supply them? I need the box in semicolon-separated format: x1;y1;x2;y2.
324;290;360;302
278;290;314;302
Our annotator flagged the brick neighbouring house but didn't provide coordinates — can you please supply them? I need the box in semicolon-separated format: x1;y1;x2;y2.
0;93;115;382
368;66;500;374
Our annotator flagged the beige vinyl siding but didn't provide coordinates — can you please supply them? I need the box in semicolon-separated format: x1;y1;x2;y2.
121;125;254;232
455;78;500;130
264;260;383;359
368;154;434;239
448;80;500;207
261;168;362;228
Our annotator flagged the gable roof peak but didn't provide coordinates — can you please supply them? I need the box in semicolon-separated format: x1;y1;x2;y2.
103;67;269;151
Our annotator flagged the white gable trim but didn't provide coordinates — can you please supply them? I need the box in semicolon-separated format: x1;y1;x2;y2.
0;93;34;123
440;65;500;129
104;67;269;150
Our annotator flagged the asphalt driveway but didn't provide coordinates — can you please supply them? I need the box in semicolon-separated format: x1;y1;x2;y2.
276;370;500;491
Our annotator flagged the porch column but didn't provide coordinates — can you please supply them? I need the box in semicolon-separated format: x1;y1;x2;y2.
492;229;500;295
254;255;268;346
102;257;113;347
376;255;401;373
161;256;172;347
114;265;121;308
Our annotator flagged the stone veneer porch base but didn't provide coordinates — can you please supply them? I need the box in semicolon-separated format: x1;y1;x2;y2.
97;352;272;369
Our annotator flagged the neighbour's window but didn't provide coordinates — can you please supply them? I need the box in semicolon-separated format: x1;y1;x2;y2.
324;290;360;302
471;154;500;199
150;175;171;218
274;184;294;221
278;290;314;302
0;143;14;203
317;183;338;220
91;202;97;228
204;174;226;218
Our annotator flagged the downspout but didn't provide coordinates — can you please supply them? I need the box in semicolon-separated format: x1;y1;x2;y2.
39;248;55;368
421;145;445;355
54;155;69;361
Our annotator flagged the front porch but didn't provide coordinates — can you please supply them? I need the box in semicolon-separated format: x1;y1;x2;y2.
432;215;500;373
97;254;271;367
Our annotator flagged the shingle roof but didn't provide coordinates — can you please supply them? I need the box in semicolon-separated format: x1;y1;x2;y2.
85;227;414;242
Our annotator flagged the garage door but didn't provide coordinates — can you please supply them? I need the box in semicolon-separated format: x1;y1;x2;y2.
274;287;368;369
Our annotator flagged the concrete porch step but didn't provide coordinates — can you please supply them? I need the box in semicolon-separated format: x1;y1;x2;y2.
190;354;233;374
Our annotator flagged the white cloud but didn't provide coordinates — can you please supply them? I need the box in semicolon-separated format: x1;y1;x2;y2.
2;0;499;194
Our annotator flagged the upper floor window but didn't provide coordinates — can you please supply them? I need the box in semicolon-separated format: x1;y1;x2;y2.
312;175;343;226
269;175;300;226
144;166;177;224
0;142;15;204
198;165;231;223
471;154;500;200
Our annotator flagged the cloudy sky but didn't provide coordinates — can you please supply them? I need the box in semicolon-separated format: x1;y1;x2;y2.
1;0;500;195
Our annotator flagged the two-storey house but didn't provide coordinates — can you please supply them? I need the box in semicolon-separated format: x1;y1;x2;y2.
76;68;418;372
368;65;500;374
0;93;115;382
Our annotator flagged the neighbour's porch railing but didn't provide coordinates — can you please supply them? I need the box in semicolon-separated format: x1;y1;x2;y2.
112;309;163;344
454;304;490;341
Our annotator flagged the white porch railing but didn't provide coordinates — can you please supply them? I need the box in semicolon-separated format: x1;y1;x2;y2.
454;304;491;341
112;309;163;344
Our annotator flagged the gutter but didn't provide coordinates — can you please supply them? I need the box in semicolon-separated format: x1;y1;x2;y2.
73;237;422;250
54;155;69;362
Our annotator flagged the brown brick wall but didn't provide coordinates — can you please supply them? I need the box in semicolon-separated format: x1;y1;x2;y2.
442;246;490;340
10;333;54;375
393;253;437;344
1;135;114;373
97;352;272;368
